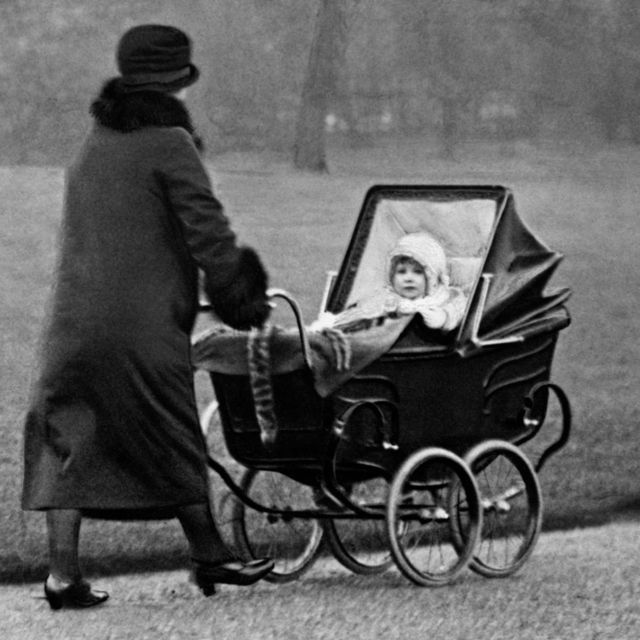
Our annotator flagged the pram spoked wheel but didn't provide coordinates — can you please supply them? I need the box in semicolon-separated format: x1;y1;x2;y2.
321;416;395;575
456;439;542;578
321;474;394;575
386;448;482;586
231;469;324;583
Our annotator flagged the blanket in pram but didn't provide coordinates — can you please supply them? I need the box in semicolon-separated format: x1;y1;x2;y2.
191;315;414;398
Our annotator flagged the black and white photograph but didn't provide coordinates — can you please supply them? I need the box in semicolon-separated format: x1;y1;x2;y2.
1;1;639;638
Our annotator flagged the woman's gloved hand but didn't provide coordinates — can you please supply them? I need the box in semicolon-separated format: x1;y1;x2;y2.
209;246;271;330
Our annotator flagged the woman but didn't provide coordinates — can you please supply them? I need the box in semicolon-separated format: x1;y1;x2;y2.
22;24;273;609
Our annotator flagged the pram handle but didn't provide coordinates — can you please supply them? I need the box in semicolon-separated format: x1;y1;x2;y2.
470;274;524;348
266;287;314;370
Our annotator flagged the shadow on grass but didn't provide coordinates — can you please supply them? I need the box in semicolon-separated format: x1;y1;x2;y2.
1;548;192;585
3;498;639;585
542;497;640;530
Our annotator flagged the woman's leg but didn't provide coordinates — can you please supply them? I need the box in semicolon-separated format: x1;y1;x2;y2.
44;508;109;609
175;502;235;564
176;501;274;595
47;508;82;583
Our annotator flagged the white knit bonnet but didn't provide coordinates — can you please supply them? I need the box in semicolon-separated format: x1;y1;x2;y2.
387;232;449;292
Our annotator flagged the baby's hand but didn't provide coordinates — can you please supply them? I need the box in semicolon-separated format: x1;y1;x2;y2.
421;307;447;329
309;311;337;332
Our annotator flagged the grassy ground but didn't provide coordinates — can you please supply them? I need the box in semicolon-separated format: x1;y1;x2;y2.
2;521;639;639
1;138;639;582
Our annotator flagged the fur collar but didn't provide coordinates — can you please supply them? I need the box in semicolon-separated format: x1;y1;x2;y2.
90;78;197;139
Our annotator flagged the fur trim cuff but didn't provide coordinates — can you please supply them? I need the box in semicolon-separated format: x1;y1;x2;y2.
209;246;270;330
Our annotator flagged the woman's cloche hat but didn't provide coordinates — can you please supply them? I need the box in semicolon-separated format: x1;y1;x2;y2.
116;24;200;93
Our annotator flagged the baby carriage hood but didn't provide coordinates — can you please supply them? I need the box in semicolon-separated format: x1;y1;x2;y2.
326;185;571;357
455;190;571;354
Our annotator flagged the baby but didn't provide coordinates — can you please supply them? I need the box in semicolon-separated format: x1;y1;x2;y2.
314;232;467;333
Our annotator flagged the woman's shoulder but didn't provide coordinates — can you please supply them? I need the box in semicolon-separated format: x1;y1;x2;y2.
90;122;193;146
137;127;201;171
125;125;192;147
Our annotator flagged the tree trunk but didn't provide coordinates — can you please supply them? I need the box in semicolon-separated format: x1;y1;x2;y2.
434;5;465;161
293;0;346;172
440;96;458;160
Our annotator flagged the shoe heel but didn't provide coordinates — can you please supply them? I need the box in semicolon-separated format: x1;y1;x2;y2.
44;582;63;610
199;583;216;597
43;576;109;609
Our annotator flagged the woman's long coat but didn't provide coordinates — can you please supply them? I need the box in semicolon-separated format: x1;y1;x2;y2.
22;81;267;515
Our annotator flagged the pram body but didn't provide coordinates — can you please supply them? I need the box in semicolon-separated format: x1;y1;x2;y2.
194;185;572;586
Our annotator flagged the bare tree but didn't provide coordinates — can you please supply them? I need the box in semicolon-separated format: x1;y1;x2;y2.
293;0;348;172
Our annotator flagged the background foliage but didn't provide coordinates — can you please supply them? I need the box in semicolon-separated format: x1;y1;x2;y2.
1;0;639;165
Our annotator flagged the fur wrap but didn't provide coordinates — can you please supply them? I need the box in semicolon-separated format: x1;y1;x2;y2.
91;77;203;148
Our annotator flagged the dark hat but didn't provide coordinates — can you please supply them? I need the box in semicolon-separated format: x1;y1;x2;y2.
116;24;200;93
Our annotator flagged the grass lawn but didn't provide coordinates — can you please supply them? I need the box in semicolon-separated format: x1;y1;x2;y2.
1;138;639;582
3;521;640;639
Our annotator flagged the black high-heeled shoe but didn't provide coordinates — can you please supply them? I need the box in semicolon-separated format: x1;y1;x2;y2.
44;577;109;610
192;558;274;596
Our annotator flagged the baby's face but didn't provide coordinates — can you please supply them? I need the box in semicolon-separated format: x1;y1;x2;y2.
391;259;427;299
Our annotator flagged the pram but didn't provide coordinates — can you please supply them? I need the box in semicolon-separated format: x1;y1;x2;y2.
192;185;572;587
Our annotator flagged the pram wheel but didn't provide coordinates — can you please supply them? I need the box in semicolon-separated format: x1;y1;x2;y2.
322;475;394;575
386;448;482;586
321;416;395;575
231;469;324;583
457;439;542;578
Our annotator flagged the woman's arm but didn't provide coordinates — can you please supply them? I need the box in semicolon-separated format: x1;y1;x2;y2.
160;129;269;329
